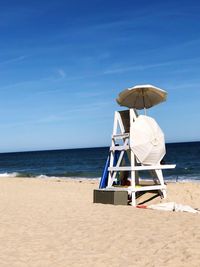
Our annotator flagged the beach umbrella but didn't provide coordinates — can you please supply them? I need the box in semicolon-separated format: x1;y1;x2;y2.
116;84;167;111
130;115;166;165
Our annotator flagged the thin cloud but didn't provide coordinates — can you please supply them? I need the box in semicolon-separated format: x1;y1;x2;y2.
74;91;105;98
37;115;66;123
103;61;174;75
0;56;26;65
103;57;200;75
56;68;66;79
0;115;66;129
167;82;200;90
0;77;50;92
0;100;112;129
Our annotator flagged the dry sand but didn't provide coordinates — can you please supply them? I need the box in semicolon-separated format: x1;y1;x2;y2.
0;177;200;267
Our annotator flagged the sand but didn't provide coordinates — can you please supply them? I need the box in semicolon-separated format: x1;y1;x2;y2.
0;177;200;267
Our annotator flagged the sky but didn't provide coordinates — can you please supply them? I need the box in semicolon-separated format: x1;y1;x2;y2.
0;0;200;152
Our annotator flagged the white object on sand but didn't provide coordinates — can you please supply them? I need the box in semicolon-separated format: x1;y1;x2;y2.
148;202;199;213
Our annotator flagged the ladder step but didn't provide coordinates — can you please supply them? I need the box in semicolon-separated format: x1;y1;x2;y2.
133;185;166;192
108;167;131;171
108;164;176;171
110;145;129;151
112;133;129;139
107;185;166;192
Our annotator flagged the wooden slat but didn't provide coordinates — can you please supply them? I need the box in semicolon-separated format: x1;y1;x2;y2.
112;133;129;139
108;164;176;172
110;145;129;151
106;185;166;192
132;185;166;192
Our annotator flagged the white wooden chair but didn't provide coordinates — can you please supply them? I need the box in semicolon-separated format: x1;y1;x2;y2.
107;109;176;206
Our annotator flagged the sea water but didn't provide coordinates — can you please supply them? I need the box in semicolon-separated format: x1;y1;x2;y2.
0;142;199;181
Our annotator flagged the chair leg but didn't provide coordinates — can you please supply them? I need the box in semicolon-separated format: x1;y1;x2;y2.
131;191;136;206
155;169;167;198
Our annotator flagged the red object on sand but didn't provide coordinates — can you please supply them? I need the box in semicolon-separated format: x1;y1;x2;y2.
136;205;148;209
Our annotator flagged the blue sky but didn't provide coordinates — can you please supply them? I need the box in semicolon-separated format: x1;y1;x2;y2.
0;0;200;152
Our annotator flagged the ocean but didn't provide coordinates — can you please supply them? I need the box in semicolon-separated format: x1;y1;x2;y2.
0;141;199;182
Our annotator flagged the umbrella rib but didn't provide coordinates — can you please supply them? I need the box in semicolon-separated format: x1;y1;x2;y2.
146;92;152;108
133;92;140;107
142;88;146;108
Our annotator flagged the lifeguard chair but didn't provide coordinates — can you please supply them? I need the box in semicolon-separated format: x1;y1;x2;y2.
99;85;176;206
105;108;176;206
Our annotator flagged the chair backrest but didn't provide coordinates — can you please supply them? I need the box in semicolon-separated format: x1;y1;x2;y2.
119;109;138;133
118;110;130;133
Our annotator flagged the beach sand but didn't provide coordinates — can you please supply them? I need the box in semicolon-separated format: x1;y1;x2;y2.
0;177;200;267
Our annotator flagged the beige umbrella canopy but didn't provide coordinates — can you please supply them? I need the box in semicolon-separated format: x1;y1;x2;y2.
116;84;167;110
130;115;166;165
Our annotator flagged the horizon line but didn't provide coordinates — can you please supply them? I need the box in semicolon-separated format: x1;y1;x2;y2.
0;140;199;154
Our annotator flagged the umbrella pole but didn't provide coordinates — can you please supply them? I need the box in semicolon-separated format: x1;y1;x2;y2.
144;107;147;116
